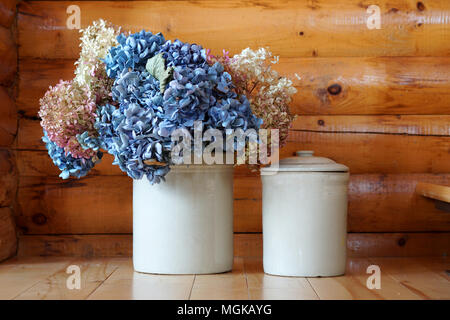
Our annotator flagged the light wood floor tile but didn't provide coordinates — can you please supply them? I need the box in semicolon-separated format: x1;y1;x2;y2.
369;257;450;299
308;258;422;300
0;256;448;300
88;259;194;300
14;258;119;300
249;288;318;300
244;257;319;300
190;258;248;300
410;257;450;281
0;257;69;300
190;287;249;300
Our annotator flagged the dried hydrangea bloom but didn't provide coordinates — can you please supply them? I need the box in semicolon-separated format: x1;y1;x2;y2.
39;80;98;159
101;31;262;184
74;19;120;105
42;130;102;179
208;47;297;148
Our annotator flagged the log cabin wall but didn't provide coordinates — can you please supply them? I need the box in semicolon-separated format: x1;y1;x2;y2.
13;0;450;257
0;0;18;261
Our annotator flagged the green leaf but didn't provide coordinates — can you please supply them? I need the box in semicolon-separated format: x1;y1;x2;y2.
145;53;173;93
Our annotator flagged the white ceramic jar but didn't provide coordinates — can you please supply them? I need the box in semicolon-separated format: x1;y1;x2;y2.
133;164;234;274
261;151;349;277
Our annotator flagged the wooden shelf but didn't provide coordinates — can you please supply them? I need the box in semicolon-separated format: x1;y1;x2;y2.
416;182;450;204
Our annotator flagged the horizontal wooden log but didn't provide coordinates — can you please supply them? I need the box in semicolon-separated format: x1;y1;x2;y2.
17;114;450;152
346;232;450;258
16;118;44;150
16;59;74;118
18;1;450;59
0;25;17;86
15;115;450;175
17;175;132;234
17;150;123;176
16;57;450;118
0;86;17;147
234;173;450;233
0;0;16;28
0;207;17;262
282;131;449;174
16;173;450;234
16;232;450;258
292;115;450;136
0;149;17;207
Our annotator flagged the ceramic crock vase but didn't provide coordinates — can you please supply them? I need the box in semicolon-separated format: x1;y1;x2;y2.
133;164;234;274
261;150;350;277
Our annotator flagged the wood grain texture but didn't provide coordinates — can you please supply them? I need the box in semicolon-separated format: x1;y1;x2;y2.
348;233;450;258
282;131;449;174
14;258;119;300
15;117;450;174
87;258;195;300
0;0;16;28
416;182;450;203
16;57;450;118
0;148;17;208
190;258;248;300
0;257;69;299
306;258;422;299
17;234;261;258
13;0;450;256
17;234;133;258
245;257;319;300
0;86;17;147
17;1;450;59
15;173;450;234
0;25;16;86
16;232;450;258
292;115;450;136
0;207;16;262
369;257;450;299
16;175;132;234
17;149;123;176
235;173;450;233
1;256;448;300
15;134;450;176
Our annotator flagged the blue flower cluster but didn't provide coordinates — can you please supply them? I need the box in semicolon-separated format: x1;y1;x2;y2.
97;30;262;184
42;130;103;179
95;104;171;184
77;131;102;151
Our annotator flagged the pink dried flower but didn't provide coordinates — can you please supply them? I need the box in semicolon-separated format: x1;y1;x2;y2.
38;80;98;159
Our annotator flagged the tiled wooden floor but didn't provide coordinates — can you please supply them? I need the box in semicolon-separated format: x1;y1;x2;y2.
0;256;448;300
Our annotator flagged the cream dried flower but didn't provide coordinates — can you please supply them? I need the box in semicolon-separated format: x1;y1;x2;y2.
74;19;120;105
209;47;297;148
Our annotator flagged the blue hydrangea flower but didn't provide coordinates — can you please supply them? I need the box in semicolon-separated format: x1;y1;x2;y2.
95;104;171;184
111;69;164;112
77;131;102;151
104;30;166;79
159;62;262;137
42;130;102;179
98;30;263;184
159;39;208;69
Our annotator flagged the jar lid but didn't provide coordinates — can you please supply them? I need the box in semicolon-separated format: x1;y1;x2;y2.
261;150;349;172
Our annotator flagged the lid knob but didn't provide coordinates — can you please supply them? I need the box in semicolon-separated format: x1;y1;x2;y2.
296;150;314;157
